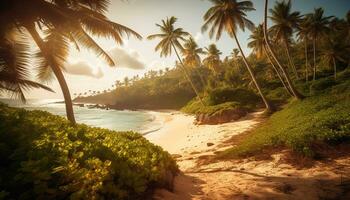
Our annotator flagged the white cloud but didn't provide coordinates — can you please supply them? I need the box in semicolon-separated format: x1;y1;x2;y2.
194;32;203;42
65;61;104;79
108;47;145;70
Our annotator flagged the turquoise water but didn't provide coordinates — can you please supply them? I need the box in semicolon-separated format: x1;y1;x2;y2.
0;99;161;134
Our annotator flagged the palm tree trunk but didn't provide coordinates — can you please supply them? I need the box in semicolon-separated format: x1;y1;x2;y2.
171;43;205;106
333;57;337;80
263;46;293;96
263;0;304;100
26;24;76;124
232;32;273;112
313;38;317;81
305;39;309;82
284;40;299;79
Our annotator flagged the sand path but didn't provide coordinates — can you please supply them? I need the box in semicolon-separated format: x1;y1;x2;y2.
146;112;350;200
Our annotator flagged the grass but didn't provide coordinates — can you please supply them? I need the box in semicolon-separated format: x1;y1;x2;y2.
181;99;242;116
181;87;259;115
220;71;350;158
0;105;178;200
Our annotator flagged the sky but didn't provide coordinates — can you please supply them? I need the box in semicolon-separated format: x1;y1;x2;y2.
25;0;350;99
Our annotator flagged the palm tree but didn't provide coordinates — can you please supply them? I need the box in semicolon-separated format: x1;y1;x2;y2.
202;0;273;112
203;44;222;73
297;16;312;82
248;24;293;96
182;37;204;68
263;0;304;99
1;0;141;124
124;77;129;87
147;17;204;105
229;48;243;72
306;8;333;80
269;0;301;79
320;39;348;79
0;28;53;101
182;37;208;86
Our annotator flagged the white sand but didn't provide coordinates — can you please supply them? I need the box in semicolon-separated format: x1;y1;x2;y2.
145;111;350;200
145;111;260;155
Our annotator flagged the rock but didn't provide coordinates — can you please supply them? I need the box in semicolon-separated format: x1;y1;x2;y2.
207;142;214;147
195;108;248;125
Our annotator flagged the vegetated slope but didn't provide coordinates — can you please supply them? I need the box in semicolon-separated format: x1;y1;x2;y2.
0;105;178;200
221;70;350;158
75;68;207;110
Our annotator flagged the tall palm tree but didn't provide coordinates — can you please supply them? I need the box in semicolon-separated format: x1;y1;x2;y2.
203;44;222;73
182;37;204;68
0;28;54;101
297;16;312;82
202;0;273;112
306;8;333;80
269;0;301;79
248;24;293;96
1;0;141;124
320;39;348;80
182;37;207;86
263;0;304;99
148;17;204;106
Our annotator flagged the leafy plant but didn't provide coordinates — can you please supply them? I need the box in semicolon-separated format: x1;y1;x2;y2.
0;105;178;199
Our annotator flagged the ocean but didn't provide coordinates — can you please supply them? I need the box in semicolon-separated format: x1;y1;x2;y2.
0;98;162;134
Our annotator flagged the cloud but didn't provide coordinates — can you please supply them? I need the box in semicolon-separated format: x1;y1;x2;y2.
108;47;145;70
194;32;203;42
65;61;104;79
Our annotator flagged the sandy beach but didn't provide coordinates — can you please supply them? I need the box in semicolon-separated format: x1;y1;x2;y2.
146;112;350;200
146;111;260;155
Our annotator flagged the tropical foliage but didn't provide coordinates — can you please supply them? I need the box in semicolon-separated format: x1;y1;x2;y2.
0;104;177;199
0;0;141;124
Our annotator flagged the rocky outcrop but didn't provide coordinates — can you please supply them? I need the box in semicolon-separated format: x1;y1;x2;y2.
195;108;248;125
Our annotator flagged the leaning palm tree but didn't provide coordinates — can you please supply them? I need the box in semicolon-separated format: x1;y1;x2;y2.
1;0;141;124
269;0;301;79
248;24;293;96
0;28;54;102
297;16;312;82
320;39;348;80
306;8;333;80
263;0;304;99
147;17;204;106
203;44;222;73
202;0;273;112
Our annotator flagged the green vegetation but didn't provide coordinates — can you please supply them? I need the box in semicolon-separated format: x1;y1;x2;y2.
76;67;207;109
182;101;241;116
182;87;260;115
0;105;177;199
221;71;350;158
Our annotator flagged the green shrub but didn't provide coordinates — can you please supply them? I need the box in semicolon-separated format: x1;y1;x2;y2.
207;87;260;108
265;87;291;102
309;78;337;94
181;95;243;115
0;105;178;200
